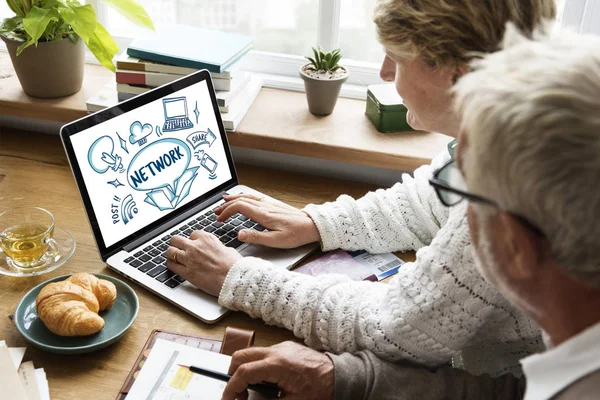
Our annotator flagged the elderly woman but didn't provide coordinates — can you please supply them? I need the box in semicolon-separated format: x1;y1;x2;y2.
167;0;555;376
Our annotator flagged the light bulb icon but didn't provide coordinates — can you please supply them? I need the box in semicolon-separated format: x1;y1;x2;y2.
88;135;124;174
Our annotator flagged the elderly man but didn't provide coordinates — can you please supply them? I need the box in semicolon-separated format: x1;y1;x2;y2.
220;25;600;400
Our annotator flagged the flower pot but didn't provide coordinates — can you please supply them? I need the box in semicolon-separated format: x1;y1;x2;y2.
300;65;348;116
1;35;85;98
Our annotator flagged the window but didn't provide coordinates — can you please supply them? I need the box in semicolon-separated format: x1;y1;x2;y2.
0;0;596;87
0;2;11;21
105;0;319;57
339;0;383;64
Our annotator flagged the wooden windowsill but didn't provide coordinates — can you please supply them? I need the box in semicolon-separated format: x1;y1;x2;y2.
0;54;451;172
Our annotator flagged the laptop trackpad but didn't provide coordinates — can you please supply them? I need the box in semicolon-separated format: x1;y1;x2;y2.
240;244;301;269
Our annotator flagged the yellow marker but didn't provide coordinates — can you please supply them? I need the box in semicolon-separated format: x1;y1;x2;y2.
170;366;194;390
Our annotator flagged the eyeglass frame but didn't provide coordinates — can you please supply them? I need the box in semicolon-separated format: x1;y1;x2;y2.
428;159;544;236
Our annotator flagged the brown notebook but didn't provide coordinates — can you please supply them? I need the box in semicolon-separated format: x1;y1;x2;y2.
116;327;255;400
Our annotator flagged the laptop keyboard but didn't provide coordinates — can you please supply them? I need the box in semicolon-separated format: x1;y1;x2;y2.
163;118;193;131
122;209;265;289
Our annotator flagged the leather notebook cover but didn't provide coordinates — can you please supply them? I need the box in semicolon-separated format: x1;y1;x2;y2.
116;327;255;400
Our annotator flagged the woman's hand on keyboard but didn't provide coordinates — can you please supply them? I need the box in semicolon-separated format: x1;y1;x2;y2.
213;194;320;249
166;231;242;296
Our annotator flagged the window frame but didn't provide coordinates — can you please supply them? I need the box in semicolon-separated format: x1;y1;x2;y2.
1;0;597;96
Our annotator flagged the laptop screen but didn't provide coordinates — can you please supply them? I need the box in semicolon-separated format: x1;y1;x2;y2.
164;97;187;119
68;78;233;249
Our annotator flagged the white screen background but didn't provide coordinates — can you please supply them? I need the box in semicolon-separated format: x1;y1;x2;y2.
70;80;232;247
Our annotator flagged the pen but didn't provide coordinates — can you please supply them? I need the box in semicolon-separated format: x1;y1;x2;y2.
177;364;282;398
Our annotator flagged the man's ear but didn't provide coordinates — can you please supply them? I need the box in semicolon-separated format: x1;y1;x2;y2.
496;213;544;281
452;64;470;85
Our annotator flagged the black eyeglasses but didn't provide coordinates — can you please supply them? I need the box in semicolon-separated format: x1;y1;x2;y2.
429;159;544;236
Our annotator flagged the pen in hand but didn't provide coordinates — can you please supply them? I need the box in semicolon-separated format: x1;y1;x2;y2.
177;364;282;398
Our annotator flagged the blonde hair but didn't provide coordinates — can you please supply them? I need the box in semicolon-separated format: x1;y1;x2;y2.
373;0;556;67
454;24;600;288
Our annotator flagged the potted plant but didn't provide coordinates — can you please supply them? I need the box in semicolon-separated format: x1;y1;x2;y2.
0;0;153;98
300;46;348;116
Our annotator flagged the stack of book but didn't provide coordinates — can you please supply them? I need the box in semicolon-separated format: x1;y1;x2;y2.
86;24;262;131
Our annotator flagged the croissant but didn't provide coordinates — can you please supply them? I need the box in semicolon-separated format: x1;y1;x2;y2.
67;272;117;311
35;273;117;337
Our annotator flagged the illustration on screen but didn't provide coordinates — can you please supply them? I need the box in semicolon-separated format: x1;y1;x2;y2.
88;136;124;174
129;121;153;146
186;128;216;149
126;138;198;211
162;97;194;132
120;194;139;224
107;179;125;188
195;150;218;180
194;100;200;124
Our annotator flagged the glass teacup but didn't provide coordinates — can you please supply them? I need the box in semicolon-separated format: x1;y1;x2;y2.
0;207;59;269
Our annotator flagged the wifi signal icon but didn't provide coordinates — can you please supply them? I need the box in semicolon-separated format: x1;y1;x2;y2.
121;194;138;225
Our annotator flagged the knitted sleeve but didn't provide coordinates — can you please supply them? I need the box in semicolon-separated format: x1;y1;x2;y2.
219;202;537;368
303;151;451;253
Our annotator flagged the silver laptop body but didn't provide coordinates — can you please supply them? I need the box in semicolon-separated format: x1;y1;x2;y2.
60;70;317;323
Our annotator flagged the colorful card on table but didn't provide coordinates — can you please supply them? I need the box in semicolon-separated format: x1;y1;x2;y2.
294;249;404;281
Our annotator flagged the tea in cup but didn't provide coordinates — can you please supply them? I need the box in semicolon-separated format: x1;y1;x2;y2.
0;207;58;268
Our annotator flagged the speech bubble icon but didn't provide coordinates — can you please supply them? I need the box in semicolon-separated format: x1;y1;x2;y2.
126;138;191;192
186;128;217;149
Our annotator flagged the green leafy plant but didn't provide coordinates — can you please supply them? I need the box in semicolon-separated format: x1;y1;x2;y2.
305;46;344;72
0;0;153;71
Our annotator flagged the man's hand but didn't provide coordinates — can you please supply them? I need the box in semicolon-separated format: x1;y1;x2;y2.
222;341;334;400
213;194;321;249
166;231;242;296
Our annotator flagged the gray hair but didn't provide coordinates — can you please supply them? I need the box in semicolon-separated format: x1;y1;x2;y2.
454;23;600;287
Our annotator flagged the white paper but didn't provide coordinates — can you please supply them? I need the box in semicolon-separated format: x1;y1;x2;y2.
0;342;29;400
127;339;264;400
0;341;26;371
18;361;41;400
9;348;26;371
35;369;50;400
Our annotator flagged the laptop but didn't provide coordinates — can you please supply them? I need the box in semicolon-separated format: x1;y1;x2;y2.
162;96;193;132
60;70;318;323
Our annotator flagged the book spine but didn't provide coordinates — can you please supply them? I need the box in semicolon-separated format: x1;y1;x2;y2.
116;71;179;87
116;59;232;79
127;48;223;73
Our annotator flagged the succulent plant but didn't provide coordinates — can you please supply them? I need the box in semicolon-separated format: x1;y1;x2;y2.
305;46;343;72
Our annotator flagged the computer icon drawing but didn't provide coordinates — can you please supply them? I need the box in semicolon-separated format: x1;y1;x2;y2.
162;97;194;132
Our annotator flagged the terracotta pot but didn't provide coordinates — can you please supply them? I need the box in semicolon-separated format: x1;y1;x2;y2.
299;65;348;116
1;35;85;98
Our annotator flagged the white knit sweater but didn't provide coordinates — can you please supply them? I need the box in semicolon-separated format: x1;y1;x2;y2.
219;150;542;376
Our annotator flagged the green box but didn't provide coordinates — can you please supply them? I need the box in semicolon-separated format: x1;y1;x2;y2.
365;84;414;132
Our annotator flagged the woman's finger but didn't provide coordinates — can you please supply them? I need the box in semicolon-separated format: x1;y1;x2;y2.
223;193;265;203
166;245;187;265
216;200;268;223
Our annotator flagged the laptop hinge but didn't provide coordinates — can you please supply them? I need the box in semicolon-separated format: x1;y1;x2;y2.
123;185;235;253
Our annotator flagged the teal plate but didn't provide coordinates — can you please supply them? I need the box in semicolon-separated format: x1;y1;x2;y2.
14;273;139;354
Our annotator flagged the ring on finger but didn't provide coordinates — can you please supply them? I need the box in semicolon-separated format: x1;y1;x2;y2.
173;249;180;263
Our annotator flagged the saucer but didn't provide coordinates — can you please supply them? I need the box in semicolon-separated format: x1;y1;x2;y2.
0;227;76;277
14;273;139;354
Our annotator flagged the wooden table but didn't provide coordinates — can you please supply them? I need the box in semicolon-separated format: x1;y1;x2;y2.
0;127;415;400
